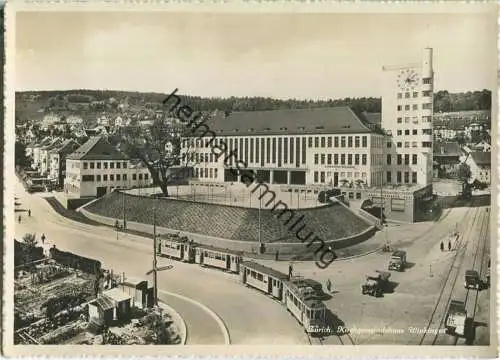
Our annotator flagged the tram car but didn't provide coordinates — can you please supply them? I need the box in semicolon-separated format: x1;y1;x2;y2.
283;279;327;334
195;244;243;273
157;234;196;263
240;261;289;299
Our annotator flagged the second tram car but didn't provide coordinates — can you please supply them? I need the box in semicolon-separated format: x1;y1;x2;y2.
240;261;289;299
157;234;196;263
195;244;243;273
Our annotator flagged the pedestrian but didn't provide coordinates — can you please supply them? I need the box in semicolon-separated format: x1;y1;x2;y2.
275;250;279;261
41;233;46;244
448;241;451;251
288;263;293;280
28;209;31;217
18;215;21;224
326;279;332;293
440;241;444;252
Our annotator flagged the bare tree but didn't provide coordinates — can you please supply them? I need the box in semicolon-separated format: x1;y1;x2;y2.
118;117;199;197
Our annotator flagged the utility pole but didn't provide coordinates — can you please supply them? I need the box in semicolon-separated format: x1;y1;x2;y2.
258;186;262;247
153;202;158;306
122;191;126;230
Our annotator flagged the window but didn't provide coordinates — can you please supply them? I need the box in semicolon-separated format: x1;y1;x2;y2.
308;137;313;148
412;129;418;135
387;171;392;183
405;130;410;135
405;105;410;111
422;128;432;135
397;171;402;183
110;162;115;169
412;117;419;124
405;92;410;98
96;175;101;181
412;172;417;183
321;154;325;165
412;154;417;165
348;136;353;147
404;154;410;165
82;175;94;182
355;154;360;165
123;162;127;169
341;154;346;165
334;154;339;165
397;142;402;148
405;117;410;123
387;141;392;148
314;154;319;164
321;137;326;148
327;137;332;147
314;171;318;183
397;130;402;136
117;162;121;169
397;117;402;124
110;174;115;181
355;136;360;147
83;162;88;170
387;154;392;165
413;92;418;98
347;154;352;165
314;137;319;148
96;162;101;169
116;174;121;181
397;93;402;99
123;174;127;181
362;136;367;147
397;105;402;111
103;174;108;181
89;162;94;169
397;155;402;165
413;104;418;110
422;90;432;97
327;154;332;165
404;172;410;183
412;142;418;148
214;169;218;178
423;78;432;85
422;142;432;148
422;116;432;122
320;172;325;183
362;154;367;165
422;103;432;110
405;142;410;148
341;137;346;147
103;162;108;169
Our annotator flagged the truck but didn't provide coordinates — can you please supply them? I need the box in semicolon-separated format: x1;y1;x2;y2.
388;250;407;272
361;270;391;297
445;300;467;336
464;269;480;290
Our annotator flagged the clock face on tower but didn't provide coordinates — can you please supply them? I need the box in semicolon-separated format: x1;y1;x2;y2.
397;69;420;91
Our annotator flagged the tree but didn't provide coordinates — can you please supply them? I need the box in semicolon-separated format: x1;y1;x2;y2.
118;118;196;197
457;161;472;183
15;142;30;168
21;233;38;267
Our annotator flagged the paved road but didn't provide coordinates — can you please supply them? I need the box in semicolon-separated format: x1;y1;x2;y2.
13;180;309;345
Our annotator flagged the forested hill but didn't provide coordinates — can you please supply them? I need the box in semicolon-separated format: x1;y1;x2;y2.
16;89;491;115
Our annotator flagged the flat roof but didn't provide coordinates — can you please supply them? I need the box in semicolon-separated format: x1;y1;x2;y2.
103;287;132;303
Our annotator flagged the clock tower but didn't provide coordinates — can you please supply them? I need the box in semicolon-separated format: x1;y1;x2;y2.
381;48;434;187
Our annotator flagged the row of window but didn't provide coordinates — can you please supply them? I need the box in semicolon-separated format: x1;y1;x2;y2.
396;116;432;124
397;103;432;112
308;135;369;149
395;141;432;148
314;153;368;166
313;171;368;184
193;167;218;179
387;154;418;165
82;161;128;170
387;171;418;184
396;129;432;136
81;173;149;182
397;90;432;99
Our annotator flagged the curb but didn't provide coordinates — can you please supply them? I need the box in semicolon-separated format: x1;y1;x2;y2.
336;246;383;261
158;300;187;345
158;289;231;345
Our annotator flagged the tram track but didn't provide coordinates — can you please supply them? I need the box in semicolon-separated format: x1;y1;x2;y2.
416;206;481;345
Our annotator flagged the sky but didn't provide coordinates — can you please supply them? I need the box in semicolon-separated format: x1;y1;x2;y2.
15;9;497;100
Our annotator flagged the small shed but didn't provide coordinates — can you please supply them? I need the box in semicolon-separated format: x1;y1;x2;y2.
119;277;154;309
88;295;115;325
103;287;132;322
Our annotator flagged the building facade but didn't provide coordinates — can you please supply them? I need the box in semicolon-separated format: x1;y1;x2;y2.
381;48;434;187
64;137;152;198
466;151;491;184
48;139;81;186
181;107;386;188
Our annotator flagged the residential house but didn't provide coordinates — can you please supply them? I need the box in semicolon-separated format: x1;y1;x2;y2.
466;151;491;185
39;138;64;176
32;137;53;170
64;136;152;198
48;139;81;186
433;141;463;178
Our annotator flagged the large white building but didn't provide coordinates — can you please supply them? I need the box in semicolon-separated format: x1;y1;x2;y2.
381;48;434;186
64;137;152;198
182;107;386;188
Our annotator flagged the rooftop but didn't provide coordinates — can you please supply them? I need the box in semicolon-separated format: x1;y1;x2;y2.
103;287;132;303
470;151;491;166
433;142;463;157
196;107;379;137
241;260;289;280
66;136;129;161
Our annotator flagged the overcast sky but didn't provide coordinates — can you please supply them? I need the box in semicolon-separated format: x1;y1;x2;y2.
15;10;497;99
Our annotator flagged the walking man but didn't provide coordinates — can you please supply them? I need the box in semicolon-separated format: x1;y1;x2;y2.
288;263;293;280
275;250;279;261
41;233;46;244
440;241;444;252
448;241;452;251
326;279;332;293
18;215;21;224
28;209;31;217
